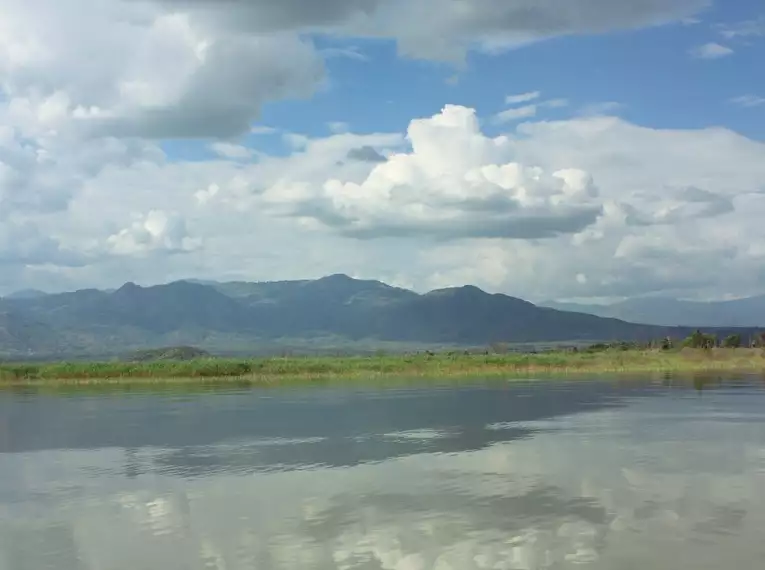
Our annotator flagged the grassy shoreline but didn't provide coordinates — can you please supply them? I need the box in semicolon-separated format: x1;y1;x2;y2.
2;348;765;386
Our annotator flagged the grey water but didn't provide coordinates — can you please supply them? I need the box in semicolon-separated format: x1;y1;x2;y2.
1;376;765;569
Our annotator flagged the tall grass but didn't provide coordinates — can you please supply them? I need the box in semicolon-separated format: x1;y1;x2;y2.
1;348;764;386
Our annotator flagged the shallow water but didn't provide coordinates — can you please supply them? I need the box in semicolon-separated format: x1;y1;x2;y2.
1;376;765;569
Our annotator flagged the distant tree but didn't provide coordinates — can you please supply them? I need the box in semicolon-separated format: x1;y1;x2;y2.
683;330;716;349
722;334;742;348
749;332;765;348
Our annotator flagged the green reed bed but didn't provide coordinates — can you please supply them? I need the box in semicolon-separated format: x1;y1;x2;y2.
2;348;765;386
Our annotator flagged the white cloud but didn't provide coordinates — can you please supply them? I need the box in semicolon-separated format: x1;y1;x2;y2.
209;142;253;160
3;98;765;300
145;0;710;58
0;220;83;267
3;0;761;301
421;115;765;300
106;210;201;256
718;16;765;39
0;102;163;220
0;0;324;140
3;92;765;301
0;0;709;145
495;104;538;123
263;105;602;241
730;95;765;108
689;42;734;59
505;91;540;105
494;97;569;124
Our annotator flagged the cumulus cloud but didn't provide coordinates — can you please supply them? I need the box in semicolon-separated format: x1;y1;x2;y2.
3;84;765;301
5;93;765;301
7;0;756;301
84;31;324;139
106;210;201;256
0;0;324;140
0;107;163;220
264;105;603;240
689;42;734;59
415;114;765;300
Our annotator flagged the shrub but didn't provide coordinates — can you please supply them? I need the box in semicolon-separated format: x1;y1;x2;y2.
722;334;742;348
683;330;717;349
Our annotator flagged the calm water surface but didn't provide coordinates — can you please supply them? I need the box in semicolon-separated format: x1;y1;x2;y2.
1;376;765;569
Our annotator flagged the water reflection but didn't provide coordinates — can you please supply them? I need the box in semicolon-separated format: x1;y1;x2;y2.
1;377;765;569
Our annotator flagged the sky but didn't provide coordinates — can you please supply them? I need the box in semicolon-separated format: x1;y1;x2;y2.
0;0;764;303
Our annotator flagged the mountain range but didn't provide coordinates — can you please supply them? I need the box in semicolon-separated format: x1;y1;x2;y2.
1;275;762;359
543;296;765;328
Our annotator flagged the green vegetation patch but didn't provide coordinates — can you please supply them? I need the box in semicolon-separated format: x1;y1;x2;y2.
3;346;765;386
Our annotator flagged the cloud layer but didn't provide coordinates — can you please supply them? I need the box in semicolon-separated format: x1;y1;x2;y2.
4;0;764;302
0;0;709;141
4;97;764;302
151;0;710;60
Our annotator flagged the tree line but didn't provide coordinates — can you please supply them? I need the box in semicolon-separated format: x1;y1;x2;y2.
583;331;765;352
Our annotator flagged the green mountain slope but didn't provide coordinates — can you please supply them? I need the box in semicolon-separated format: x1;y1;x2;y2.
1;276;762;358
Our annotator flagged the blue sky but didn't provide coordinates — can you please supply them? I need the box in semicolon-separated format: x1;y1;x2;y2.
161;0;764;164
1;0;765;301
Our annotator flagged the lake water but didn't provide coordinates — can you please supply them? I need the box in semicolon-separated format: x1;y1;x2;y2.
1;376;765;569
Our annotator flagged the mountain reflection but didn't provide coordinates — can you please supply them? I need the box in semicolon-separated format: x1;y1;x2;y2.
1;380;645;457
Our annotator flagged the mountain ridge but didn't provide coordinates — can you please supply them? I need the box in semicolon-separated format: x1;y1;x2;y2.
543;295;765;327
1;277;763;358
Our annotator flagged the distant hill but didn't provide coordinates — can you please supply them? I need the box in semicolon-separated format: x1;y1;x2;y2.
0;310;64;354
3;289;48;300
543;295;765;327
128;346;211;362
1;275;762;358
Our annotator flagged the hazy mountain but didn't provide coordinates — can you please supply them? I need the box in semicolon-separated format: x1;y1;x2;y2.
3;289;48;300
543;296;765;327
1;275;761;358
0;310;64;354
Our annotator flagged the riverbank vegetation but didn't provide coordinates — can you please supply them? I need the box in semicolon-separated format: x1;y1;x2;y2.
2;344;765;385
